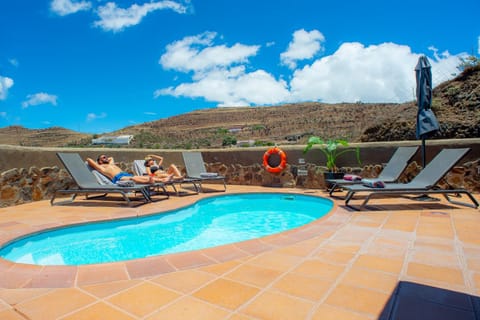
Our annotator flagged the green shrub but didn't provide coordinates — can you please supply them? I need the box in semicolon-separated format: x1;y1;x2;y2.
222;135;237;147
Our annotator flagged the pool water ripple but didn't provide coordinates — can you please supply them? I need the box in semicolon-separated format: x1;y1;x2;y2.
0;193;333;265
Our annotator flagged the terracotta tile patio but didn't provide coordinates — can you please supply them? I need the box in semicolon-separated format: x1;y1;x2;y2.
0;185;479;319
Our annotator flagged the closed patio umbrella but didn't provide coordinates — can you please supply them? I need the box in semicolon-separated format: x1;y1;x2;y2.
415;55;439;168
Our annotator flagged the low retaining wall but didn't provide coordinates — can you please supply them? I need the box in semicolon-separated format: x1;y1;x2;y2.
1;140;479;208
0;166;73;206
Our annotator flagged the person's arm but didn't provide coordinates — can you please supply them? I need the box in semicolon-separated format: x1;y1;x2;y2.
145;166;153;175
149;154;164;166
86;157;104;173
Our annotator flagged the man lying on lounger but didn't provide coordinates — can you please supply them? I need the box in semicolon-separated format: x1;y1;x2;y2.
87;154;174;184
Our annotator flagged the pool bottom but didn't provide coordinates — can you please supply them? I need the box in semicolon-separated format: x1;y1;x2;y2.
0;193;334;266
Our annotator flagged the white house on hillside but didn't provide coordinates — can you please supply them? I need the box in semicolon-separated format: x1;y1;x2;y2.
91;135;134;145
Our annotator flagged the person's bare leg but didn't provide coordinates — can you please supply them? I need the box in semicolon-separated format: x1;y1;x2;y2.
168;164;184;179
155;172;170;179
156;174;173;183
130;176;152;184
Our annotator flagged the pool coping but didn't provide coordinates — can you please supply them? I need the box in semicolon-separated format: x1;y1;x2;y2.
0;188;345;289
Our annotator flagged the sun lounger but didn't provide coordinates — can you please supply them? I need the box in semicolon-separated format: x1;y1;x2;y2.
51;153;167;207
343;148;479;210
327;146;419;196
86;161;169;201
132;159;199;196
182;152;226;192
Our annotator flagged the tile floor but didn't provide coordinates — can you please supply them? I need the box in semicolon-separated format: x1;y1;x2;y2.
0;185;479;319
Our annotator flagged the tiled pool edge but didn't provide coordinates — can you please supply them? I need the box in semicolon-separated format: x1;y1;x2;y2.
0;188;344;288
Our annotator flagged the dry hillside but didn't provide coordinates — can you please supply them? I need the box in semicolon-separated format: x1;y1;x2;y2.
0;65;478;148
113;102;414;148
362;65;480;141
0;126;90;147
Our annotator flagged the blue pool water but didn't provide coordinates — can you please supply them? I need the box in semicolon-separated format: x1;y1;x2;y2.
0;193;333;266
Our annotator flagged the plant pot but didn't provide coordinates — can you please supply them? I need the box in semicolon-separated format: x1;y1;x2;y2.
323;172;344;180
323;172;344;190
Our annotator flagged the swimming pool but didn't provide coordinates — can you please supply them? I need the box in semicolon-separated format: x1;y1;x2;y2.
0;193;333;266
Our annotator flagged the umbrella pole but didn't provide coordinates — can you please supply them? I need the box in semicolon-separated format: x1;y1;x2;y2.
415;137;440;202
422;138;426;168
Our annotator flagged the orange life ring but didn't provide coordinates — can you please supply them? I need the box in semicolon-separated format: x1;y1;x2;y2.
263;147;287;173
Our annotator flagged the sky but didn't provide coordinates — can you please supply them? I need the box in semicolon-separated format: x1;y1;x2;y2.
0;0;479;134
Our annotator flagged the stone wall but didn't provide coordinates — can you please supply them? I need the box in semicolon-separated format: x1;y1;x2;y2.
1;157;479;208
1;166;73;207
211;159;480;192
1;140;479;207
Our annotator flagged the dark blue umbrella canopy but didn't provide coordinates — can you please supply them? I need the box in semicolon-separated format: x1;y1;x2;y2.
415;55;439;139
415;55;440;167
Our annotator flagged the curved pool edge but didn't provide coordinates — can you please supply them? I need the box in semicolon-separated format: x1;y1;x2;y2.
0;187;347;288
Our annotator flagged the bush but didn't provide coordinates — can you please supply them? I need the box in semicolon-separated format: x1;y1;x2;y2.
222;135;237;147
254;140;274;147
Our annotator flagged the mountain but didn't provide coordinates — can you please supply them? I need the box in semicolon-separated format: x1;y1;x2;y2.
113;102;413;148
0;65;478;148
0;126;90;147
361;64;480;141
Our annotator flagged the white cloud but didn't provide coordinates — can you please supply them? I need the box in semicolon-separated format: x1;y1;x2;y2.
427;46;465;85
0;76;14;100
94;1;188;32
289;42;420;103
156;32;287;105
159;32;260;73
86;112;107;121
156;31;466;106
22;93;58;108
290;42;465;103
50;0;92;16
281;29;325;69
157;66;290;106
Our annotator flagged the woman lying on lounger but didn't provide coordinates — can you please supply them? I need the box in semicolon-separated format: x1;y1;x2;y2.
144;154;184;181
87;155;174;184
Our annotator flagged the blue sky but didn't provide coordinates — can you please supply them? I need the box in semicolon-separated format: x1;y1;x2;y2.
0;0;479;134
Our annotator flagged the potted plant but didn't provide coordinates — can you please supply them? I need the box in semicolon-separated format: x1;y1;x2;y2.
303;137;361;179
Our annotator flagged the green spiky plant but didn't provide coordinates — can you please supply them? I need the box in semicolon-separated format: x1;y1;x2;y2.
303;137;361;172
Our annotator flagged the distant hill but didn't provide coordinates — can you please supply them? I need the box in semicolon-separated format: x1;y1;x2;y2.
361;65;480;141
0;65;478;148
0;126;90;147
112;102;414;148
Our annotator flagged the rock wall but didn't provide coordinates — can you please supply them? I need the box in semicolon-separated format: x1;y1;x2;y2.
1;166;72;207
1;158;479;208
213;159;480;192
